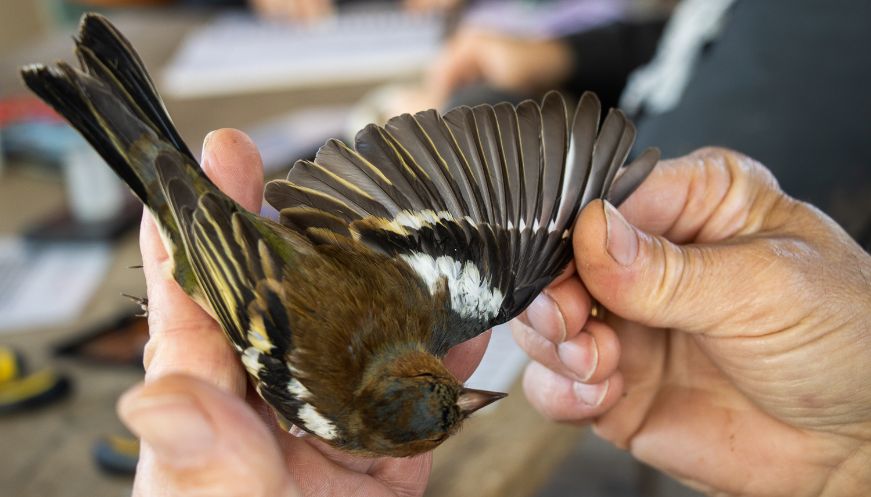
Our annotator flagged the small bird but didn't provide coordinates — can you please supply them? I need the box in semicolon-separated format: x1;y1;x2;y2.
21;14;659;457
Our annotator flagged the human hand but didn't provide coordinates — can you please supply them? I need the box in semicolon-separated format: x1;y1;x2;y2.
511;148;871;497
119;129;489;496
248;0;461;22
425;28;573;107
403;0;462;13
249;0;333;21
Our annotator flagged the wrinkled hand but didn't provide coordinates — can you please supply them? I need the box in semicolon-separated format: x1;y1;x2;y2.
511;148;871;497
119;129;489;497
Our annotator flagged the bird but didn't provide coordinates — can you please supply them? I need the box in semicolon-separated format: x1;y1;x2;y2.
21;13;659;458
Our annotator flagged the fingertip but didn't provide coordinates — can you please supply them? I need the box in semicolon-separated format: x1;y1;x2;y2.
139;210;165;262
522;362;623;422
124;374;296;497
201;128;264;212
573;200;624;300
577;320;620;384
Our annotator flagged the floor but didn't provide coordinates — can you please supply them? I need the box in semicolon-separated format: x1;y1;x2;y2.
536;431;705;497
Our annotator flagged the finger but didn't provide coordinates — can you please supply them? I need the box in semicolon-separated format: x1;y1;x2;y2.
120;374;300;497
297;0;332;20
141;129;265;394
522;361;623;422
200;128;265;212
140;213;245;394
443;330;491;382
426;31;482;105
510;317;619;384
574;148;806;334
575;195;816;334
616;147;781;243
518;274;589;343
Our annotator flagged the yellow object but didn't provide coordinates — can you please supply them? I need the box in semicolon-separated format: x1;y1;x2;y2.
0;347;22;384
107;435;140;457
0;369;59;404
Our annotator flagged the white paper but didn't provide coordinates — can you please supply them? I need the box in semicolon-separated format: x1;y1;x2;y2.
246;105;350;175
0;237;111;333
465;324;528;395
162;7;443;98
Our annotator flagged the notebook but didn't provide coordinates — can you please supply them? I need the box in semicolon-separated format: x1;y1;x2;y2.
162;6;444;98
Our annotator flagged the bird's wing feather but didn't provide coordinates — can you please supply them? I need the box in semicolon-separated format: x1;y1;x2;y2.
265;92;659;354
155;163;300;394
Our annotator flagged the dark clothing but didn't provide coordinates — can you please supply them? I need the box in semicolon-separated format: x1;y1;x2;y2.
563;19;666;112
631;0;871;243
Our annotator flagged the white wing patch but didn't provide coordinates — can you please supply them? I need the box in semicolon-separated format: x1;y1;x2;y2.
401;252;504;319
241;347;263;376
287;378;310;398
298;403;339;440
382;209;476;234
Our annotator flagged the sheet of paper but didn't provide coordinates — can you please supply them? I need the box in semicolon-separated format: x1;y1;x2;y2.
0;237;111;333
246;105;351;175
465;324;528;395
162;7;443;98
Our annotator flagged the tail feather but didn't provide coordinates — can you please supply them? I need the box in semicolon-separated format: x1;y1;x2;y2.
21;62;153;202
20;13;217;296
73;13;195;161
19;13;210;214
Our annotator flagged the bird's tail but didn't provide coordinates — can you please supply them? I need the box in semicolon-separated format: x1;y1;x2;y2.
21;13;221;293
20;12;209;217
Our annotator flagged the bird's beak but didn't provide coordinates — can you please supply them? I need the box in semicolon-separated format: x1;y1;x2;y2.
457;387;507;415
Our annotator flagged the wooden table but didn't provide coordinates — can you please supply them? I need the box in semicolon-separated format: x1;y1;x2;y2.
0;9;584;496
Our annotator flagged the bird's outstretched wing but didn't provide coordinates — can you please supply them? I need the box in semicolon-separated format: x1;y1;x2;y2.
266;92;658;355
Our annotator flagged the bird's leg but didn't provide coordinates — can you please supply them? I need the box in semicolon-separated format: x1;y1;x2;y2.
121;293;149;318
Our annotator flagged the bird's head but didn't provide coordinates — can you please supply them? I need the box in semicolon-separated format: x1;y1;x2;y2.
353;349;505;457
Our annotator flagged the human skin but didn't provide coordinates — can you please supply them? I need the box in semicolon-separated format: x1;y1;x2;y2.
118;129;489;497
384;28;572;117
249;0;462;21
512;147;871;496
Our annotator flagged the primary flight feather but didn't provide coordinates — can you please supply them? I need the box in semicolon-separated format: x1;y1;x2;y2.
22;13;659;457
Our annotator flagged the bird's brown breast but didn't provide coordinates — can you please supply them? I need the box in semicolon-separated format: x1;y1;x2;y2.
277;241;448;422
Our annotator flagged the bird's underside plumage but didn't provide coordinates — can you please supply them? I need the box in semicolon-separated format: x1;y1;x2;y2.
21;13;659;456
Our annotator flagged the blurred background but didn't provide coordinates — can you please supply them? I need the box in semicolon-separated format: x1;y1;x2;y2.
0;1;867;496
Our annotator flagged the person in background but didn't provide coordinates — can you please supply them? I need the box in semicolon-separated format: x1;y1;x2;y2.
73;0;460;20
411;0;871;246
250;0;460;20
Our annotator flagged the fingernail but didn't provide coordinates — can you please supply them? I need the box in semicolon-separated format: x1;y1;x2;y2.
526;292;566;343
604;201;638;266
557;332;598;381
119;390;215;467
200;130;216;169
573;379;609;407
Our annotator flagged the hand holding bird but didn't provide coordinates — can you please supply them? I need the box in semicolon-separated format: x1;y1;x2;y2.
22;13;656;457
121;128;490;496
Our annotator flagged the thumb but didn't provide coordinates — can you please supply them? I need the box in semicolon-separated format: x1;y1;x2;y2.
119;374;299;497
575;199;793;334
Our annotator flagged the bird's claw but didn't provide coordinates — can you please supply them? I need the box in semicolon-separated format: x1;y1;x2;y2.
121;293;149;317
